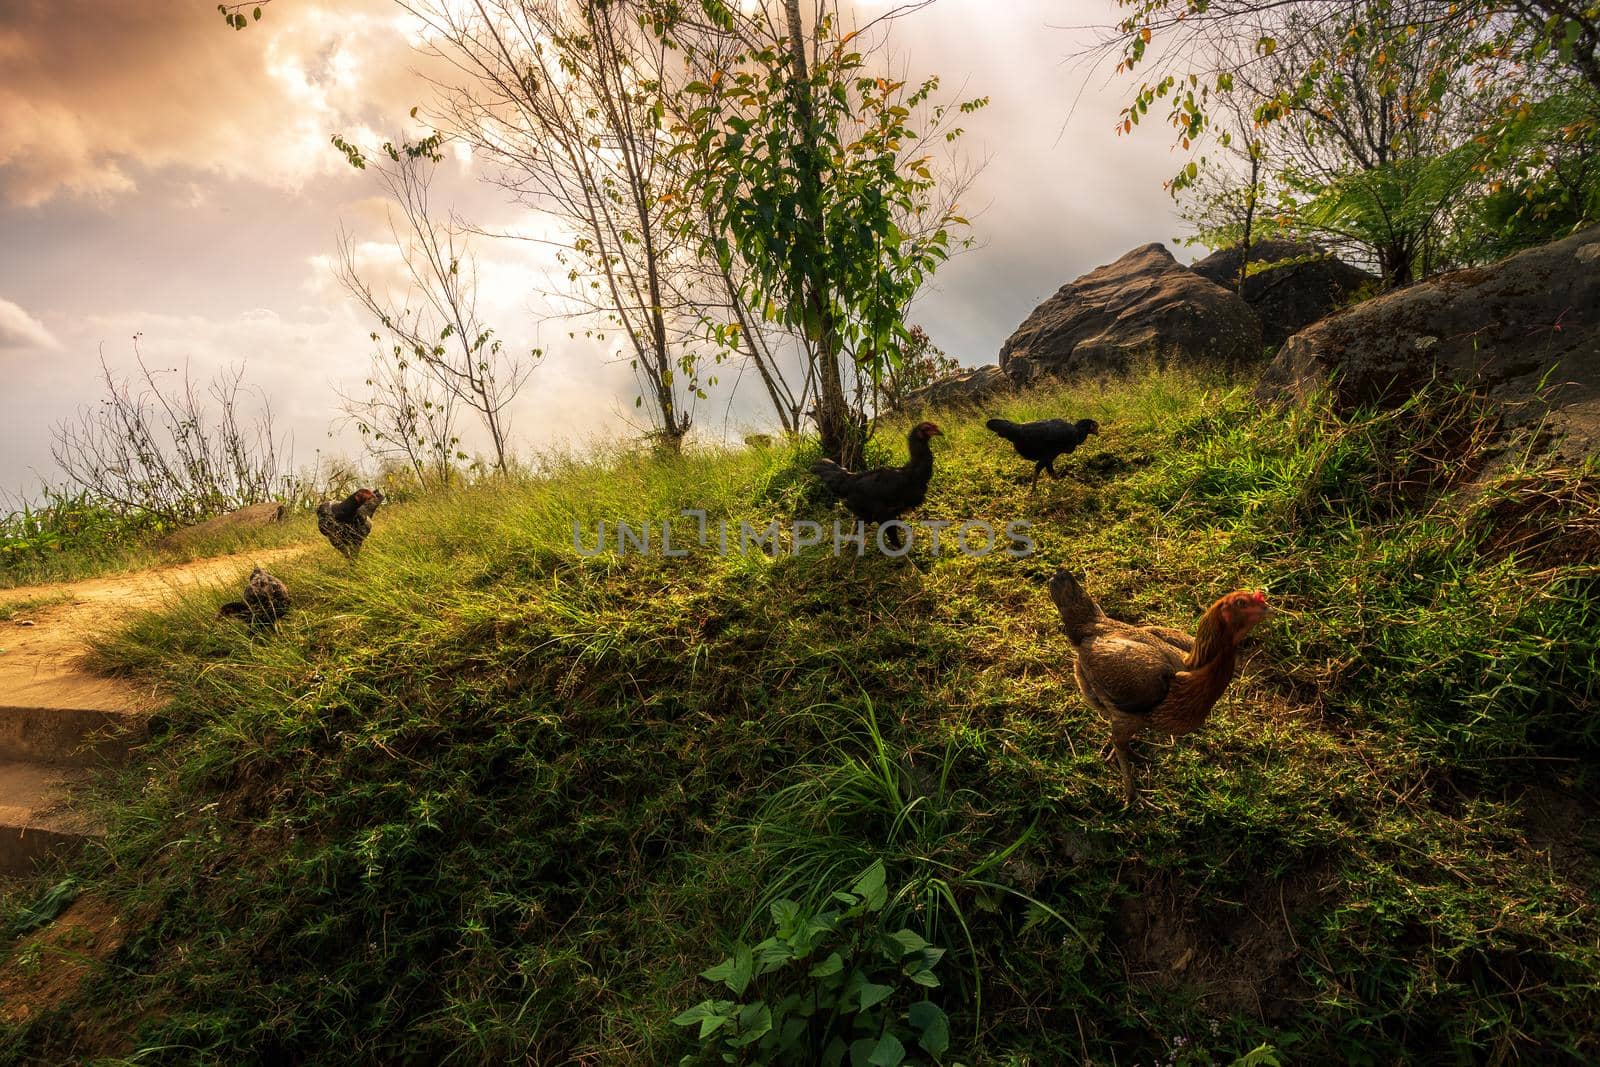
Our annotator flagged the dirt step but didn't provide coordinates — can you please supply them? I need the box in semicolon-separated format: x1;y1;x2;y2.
0;705;146;766
0;762;100;876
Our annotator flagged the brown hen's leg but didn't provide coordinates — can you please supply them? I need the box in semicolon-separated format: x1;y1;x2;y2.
1114;739;1137;805
1107;723;1139;805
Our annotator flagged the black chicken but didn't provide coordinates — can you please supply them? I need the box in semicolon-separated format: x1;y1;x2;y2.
810;422;942;548
985;417;1100;489
316;488;384;559
218;565;290;628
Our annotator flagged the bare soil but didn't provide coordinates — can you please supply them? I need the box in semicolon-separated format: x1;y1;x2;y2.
0;893;125;1026
0;548;304;713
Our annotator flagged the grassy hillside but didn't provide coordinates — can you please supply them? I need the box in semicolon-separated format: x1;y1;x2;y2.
0;501;319;590
3;370;1598;1065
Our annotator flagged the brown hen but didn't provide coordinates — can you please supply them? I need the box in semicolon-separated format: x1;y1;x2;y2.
1049;570;1269;803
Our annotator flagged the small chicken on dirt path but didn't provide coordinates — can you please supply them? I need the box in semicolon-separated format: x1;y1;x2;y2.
0;547;305;708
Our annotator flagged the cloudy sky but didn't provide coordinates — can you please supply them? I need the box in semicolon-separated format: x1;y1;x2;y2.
0;0;1186;498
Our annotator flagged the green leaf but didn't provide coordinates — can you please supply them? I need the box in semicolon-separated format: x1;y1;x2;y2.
701;943;755;995
851;861;888;911
854;1032;905;1067
809;951;845;978
908;1001;950;1056
769;897;801;934
672;999;736;1039
857;982;895;1010
725;1002;773;1047
886;929;930;957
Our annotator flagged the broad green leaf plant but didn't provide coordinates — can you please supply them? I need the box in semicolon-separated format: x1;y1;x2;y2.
673;861;953;1066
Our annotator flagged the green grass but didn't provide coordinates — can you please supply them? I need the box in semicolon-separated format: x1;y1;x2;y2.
2;369;1597;1065
0;592;71;622
0;498;320;590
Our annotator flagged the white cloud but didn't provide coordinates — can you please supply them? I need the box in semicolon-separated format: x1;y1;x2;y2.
0;297;58;350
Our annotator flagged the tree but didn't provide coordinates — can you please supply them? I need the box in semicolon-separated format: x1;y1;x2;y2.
215;2;270;30
698;254;816;435
655;0;984;466
1179;91;1278;288
335;340;465;491
1097;0;1598;283
1465;86;1600;258
875;324;961;410
404;0;713;452
1101;0;1600;124
1240;1;1495;284
332;139;536;472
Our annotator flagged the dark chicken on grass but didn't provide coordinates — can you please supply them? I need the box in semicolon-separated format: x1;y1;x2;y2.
986;417;1099;489
810;422;942;548
1050;570;1269;804
218;566;290;628
316;488;384;559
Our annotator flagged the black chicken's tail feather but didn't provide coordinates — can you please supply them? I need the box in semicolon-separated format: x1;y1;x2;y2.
985;418;1021;442
218;600;249;620
809;458;856;496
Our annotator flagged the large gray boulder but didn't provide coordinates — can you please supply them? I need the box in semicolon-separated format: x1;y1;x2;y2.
1191;239;1375;348
999;244;1262;382
1257;227;1600;455
896;365;1012;411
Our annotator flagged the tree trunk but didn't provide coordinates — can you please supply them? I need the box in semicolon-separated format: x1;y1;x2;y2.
782;0;863;468
1237;149;1260;293
1379;244;1414;289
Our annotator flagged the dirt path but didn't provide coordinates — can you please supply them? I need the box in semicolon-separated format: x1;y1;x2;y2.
0;547;307;878
0;548;306;713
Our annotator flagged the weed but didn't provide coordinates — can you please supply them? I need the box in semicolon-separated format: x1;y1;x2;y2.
674;861;951;1066
1;369;1595;1065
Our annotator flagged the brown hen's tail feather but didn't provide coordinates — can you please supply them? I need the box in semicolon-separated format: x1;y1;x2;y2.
1049;569;1105;642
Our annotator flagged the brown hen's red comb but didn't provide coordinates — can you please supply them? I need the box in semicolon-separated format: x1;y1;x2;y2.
1251;591;1268;604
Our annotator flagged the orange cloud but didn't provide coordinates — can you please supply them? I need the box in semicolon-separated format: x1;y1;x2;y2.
0;1;433;206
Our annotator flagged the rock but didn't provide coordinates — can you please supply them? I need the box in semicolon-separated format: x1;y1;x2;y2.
1190;239;1375;348
999;244;1262;382
897;365;1012;411
1257;226;1600;456
156;502;286;551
